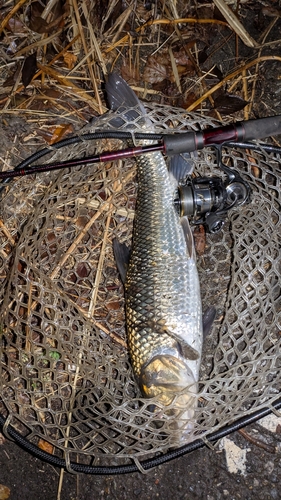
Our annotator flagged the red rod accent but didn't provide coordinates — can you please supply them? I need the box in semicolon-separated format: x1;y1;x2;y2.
203;124;244;146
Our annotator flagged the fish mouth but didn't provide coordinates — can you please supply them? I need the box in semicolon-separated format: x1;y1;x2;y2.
139;354;197;406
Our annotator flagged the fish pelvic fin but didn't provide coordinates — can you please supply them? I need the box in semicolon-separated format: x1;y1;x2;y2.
165;327;200;361
181;216;196;260
113;238;130;284
202;306;216;338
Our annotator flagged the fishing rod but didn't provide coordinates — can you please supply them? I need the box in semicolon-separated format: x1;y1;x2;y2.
0;115;280;232
0;114;281;181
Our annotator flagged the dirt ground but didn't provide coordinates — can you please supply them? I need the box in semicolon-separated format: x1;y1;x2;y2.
2;415;281;500
1;1;281;499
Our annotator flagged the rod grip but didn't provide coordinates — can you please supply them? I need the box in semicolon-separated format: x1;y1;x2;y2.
242;115;281;141
163;131;204;155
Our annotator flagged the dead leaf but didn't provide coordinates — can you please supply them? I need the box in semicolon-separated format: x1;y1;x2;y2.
261;6;281;17
76;262;90;278
144;46;194;85
7;17;26;34
172;43;195;66
121;64;140;86
143;52;170;84
194;225;206;256
251;165;261;178
0;484;10;500
29;15;50;34
247;150;261;178
179;91;200;110
3;66;21;87
213;93;248;115
30;1;44;17
63;51;77;70
41;88;63;99
198;48;209;65
106;301;121;310
208;65;223;82
22;53;37;88
76;216;88;229
29;0;64;34
38;439;54;454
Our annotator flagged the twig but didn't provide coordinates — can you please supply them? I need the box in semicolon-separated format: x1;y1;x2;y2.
0;220;15;246
25;284;33;353
14;32;65;58
248;16;279;115
242;69;249;120
213;0;258;48
41;0;58;19
81;2;107;76
0;35;81;107
111;5;134;44
104;18;230;54
238;428;276;454
0;0;29;36
168;0;180;22
88;213;111;318
101;0;120;34
37;63;106;113
169;47;181;94
187;55;281;111
74;299;127;348
57;350;83;499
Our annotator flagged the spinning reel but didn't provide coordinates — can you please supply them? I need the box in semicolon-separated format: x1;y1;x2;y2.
174;148;251;233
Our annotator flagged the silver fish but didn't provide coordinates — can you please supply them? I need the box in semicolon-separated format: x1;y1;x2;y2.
106;74;203;443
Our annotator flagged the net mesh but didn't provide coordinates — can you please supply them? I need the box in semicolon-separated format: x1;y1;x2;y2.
0;104;280;467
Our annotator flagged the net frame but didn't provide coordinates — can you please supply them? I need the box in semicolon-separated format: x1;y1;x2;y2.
0;104;280;469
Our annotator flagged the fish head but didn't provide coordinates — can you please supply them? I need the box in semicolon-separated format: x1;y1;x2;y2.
139;354;197;406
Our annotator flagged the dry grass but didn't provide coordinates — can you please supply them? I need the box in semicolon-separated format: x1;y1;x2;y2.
0;0;281;143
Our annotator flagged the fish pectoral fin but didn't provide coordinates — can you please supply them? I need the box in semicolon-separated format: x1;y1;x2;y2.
113;238;130;284
178;342;200;361
165;327;200;361
180;217;195;260
203;306;216;338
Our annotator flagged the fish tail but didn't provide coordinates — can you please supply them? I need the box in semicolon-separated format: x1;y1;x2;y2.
105;73;151;127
